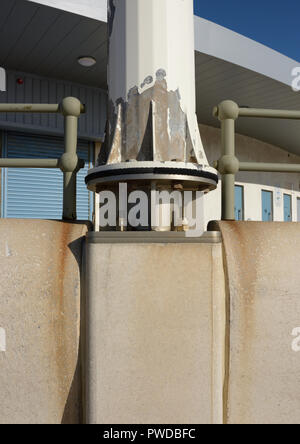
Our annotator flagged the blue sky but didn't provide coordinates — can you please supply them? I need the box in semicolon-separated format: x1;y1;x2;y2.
194;0;300;62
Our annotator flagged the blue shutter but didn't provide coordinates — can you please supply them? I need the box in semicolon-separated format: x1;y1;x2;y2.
284;194;292;222
1;131;93;220
234;185;244;221
262;190;273;222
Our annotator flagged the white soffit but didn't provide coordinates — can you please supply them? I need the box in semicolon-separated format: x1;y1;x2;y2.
194;16;299;88
27;1;300;89
28;1;299;89
27;0;108;22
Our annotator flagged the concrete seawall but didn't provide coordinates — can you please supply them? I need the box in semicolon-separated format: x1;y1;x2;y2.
210;221;300;424
1;220;300;424
0;220;89;424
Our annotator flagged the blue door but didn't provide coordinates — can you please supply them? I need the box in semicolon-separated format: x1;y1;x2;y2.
235;185;244;220
1;131;93;220
262;190;273;221
284;194;292;222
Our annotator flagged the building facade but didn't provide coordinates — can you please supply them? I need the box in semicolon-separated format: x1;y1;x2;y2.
0;69;106;220
202;124;300;225
0;0;299;227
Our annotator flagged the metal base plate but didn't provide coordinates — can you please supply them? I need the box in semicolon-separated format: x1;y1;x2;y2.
85;162;219;192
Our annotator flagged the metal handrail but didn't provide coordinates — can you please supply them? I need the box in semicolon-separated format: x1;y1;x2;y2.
213;100;300;220
0;97;86;220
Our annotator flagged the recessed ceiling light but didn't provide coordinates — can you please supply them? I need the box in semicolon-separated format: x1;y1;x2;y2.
77;56;97;67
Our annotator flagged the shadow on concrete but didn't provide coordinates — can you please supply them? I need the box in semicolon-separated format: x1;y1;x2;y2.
61;235;87;424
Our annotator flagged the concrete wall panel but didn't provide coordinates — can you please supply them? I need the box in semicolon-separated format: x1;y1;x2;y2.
212;221;300;424
0;220;89;424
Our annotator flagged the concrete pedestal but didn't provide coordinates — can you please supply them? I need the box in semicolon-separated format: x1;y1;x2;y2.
85;232;225;424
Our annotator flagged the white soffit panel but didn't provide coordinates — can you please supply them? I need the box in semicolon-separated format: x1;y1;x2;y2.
27;0;108;22
194;15;299;88
27;1;299;89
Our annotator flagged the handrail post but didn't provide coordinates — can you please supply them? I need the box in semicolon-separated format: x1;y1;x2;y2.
213;101;240;220
59;97;84;221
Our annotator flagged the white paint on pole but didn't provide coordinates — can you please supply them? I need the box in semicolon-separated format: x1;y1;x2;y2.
0;328;6;352
107;0;210;165
109;0;195;103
